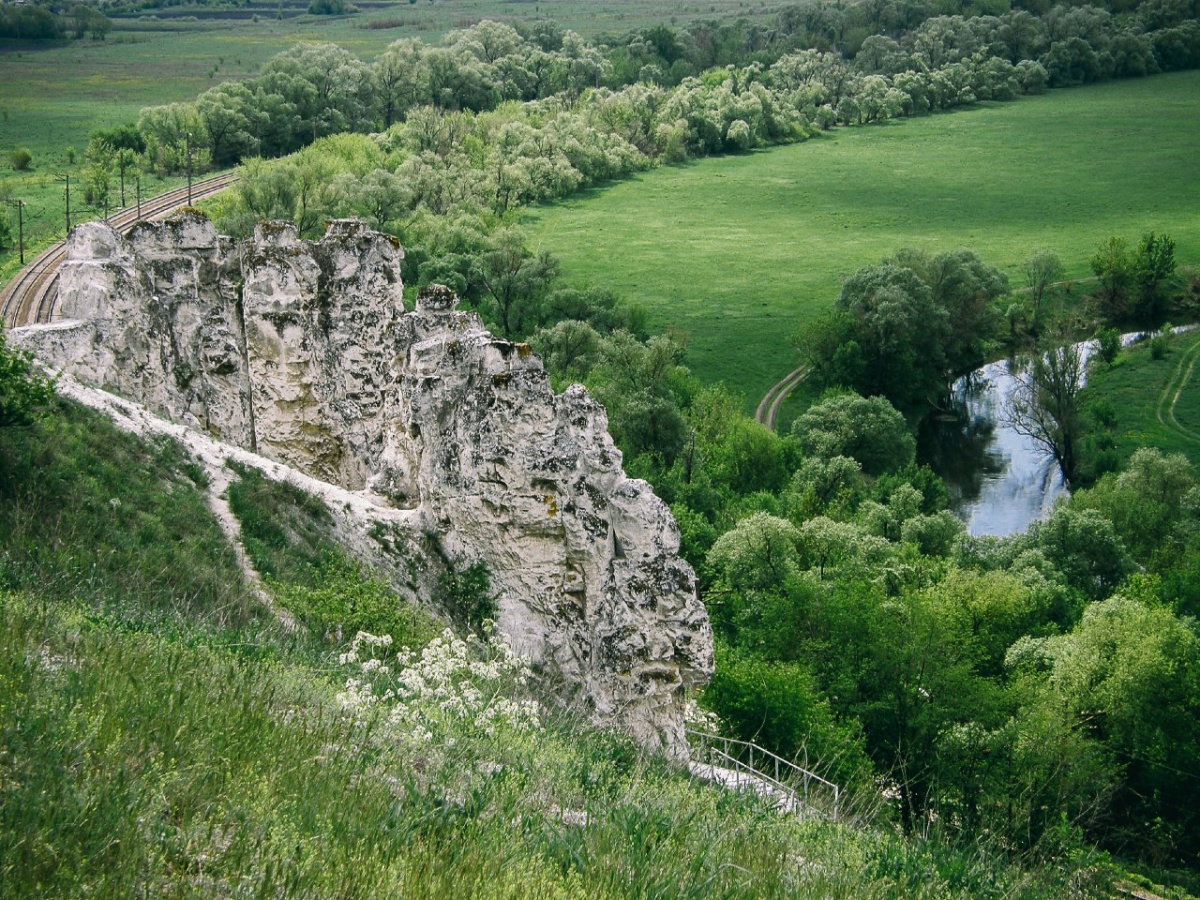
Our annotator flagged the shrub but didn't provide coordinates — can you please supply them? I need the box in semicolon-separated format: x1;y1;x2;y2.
438;560;497;633
1095;327;1121;367
271;553;436;648
9;148;32;170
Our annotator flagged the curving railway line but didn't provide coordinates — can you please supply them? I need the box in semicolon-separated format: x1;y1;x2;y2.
0;173;238;330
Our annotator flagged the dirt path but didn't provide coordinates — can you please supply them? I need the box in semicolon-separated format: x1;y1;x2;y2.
1155;336;1200;444
755;365;809;431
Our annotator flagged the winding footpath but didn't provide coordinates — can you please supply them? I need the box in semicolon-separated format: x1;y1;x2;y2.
1155;335;1200;444
755;364;809;431
0;173;238;329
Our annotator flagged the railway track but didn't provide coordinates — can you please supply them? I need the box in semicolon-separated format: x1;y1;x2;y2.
0;172;238;329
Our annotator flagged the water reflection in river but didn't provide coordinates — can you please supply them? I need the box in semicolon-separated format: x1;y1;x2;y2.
917;358;1065;537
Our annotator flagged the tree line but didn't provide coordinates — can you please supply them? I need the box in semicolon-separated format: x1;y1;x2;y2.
122;0;1200;176
0;1;110;40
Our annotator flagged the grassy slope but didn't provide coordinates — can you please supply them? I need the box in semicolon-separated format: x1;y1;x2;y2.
1085;328;1200;466
0;396;1108;899
524;71;1200;408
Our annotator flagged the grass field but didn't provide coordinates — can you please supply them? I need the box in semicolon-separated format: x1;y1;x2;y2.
1085;328;1200;468
524;72;1200;410
0;0;779;282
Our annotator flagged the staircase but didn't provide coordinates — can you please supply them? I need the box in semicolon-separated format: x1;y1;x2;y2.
686;729;840;821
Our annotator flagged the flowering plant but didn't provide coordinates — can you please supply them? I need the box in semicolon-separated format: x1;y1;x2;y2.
336;625;541;750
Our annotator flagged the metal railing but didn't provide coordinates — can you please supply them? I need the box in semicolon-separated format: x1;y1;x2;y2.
687;728;839;821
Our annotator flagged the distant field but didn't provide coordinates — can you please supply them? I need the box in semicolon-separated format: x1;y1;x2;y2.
0;0;779;282
524;72;1200;409
0;0;776;158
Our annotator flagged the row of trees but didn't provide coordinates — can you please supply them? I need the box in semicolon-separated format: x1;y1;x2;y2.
0;1;110;41
129;0;1200;177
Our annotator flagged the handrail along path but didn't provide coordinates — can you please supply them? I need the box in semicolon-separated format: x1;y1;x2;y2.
687;728;840;820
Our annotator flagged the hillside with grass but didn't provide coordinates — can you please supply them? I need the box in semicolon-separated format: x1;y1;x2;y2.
1;369;1151;899
6;0;1200;891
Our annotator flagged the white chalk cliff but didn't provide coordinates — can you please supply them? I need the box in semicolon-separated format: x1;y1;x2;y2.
12;213;713;757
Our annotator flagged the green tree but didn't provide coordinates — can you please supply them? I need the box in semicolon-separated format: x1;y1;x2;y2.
1004;343;1085;485
1027;505;1129;602
530;319;602;382
803;263;950;409
703;645;870;788
471;228;560;339
197;82;263;167
890;247;1006;374
1090;236;1134;320
1023;249;1064;331
1072;448;1196;562
1033;596;1200;859
1094;327;1121;367
1133;231;1177;320
708;512;802;592
791;390;914;476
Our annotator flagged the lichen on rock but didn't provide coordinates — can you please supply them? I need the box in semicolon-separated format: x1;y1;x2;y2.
11;216;713;758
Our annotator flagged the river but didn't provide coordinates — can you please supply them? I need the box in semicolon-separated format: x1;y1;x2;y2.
917;356;1067;537
919;329;1191;536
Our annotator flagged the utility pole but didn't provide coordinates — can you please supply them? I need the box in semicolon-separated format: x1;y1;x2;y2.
186;132;193;206
3;199;28;264
136;175;142;219
56;173;72;235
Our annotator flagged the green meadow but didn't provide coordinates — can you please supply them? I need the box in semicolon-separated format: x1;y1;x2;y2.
1085;327;1200;466
0;0;773;282
524;71;1200;408
0;0;771;158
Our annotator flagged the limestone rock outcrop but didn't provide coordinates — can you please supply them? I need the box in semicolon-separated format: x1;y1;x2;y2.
13;214;713;757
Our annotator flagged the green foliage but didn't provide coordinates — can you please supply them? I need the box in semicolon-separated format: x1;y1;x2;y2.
225;461;336;585
0;331;56;427
703;644;871;788
1024;249;1065;330
708;511;802;593
1026;505;1131;601
1091;235;1136;320
800;250;1006;413
1096;326;1122;366
272;553;436;647
9;147;32;171
472;227;561;339
1031;595;1200;861
89;122;146;153
438;560;497;633
308;0;350;14
791;390;915;476
1135;231;1178;319
1072;447;1198;562
0;400;257;625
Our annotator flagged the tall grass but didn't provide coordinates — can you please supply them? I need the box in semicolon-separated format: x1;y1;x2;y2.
0;587;1115;899
0;399;259;627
